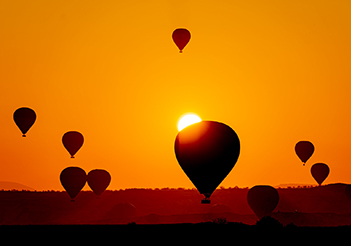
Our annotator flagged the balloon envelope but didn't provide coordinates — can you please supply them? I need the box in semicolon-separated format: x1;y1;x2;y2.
87;169;111;196
247;185;279;219
13;107;36;137
295;141;314;165
174;121;240;201
311;163;329;186
60;166;86;201
62;131;84;158
172;28;191;53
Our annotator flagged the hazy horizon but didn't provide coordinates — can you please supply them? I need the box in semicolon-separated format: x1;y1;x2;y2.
0;180;328;192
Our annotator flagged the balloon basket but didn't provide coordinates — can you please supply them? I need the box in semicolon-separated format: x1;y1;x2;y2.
22;134;26;137
201;199;211;204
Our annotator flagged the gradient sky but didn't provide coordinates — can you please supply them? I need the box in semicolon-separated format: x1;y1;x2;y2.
1;0;351;191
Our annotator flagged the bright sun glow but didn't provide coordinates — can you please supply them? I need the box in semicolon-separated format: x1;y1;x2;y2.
177;114;202;131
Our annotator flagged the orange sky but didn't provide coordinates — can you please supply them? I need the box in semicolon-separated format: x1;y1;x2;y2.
1;0;351;191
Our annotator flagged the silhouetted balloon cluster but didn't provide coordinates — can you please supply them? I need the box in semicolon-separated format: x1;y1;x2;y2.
12;29;337;215
14;107;85;158
12;29;190;199
13;107;111;201
244;141;331;219
60;167;111;201
295;141;330;186
173;119;332;219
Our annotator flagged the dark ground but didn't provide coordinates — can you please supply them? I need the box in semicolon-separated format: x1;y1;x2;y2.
0;222;350;243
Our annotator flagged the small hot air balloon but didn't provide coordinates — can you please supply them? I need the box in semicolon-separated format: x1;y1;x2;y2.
295;141;314;166
174;121;240;203
311;163;329;186
172;28;191;53
62;131;84;158
247;185;279;219
87;169;111;197
60;166;86;201
13;107;36;137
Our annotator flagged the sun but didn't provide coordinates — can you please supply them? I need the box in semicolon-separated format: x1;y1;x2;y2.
177;113;202;131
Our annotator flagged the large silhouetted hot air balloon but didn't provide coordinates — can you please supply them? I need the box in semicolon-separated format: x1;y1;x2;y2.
295;141;314;166
174;121;240;203
60;166;86;201
13;107;36;137
62;131;84;158
172;28;191;53
87;169;111;197
247;185;279;219
311;163;329;186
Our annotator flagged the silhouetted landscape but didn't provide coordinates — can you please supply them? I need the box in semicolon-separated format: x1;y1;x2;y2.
1;183;351;227
2;0;351;240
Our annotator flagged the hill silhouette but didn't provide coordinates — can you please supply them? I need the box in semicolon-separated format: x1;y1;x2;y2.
0;182;35;191
0;184;351;226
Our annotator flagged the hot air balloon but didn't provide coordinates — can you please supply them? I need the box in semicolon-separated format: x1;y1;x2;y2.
247;185;279;219
13;107;36;137
172;28;191;53
311;163;329;186
174;121;240;203
62;131;84;158
60;166;86;201
87;169;111;197
295;141;314;166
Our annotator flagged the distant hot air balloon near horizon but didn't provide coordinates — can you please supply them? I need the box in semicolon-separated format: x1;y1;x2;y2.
247;185;279;219
13;107;36;137
62;131;84;158
295;141;314;166
311;163;329;186
60;166;86;201
87;169;111;197
172;28;191;53
174;120;240;204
